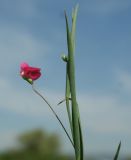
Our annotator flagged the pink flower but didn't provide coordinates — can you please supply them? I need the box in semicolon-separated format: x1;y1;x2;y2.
20;62;41;84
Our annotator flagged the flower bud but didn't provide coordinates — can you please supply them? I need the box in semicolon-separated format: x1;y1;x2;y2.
61;54;68;62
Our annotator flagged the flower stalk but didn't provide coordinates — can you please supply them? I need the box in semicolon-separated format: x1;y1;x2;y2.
32;84;74;148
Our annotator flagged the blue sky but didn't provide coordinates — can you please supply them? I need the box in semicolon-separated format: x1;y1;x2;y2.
0;0;131;156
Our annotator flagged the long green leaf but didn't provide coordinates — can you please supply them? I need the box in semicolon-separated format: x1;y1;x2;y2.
65;5;83;160
78;118;84;160
65;10;80;160
65;7;82;160
113;141;121;160
65;64;73;138
71;4;79;52
71;5;84;160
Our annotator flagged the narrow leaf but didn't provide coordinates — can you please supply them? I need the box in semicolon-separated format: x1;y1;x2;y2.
78;118;84;160
67;14;81;160
71;4;79;52
113;141;121;160
65;6;83;160
64;11;71;48
64;11;74;141
65;67;73;137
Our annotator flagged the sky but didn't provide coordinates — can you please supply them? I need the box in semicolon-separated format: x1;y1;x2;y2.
0;0;131;157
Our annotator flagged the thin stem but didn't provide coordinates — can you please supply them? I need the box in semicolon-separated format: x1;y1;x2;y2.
32;84;74;148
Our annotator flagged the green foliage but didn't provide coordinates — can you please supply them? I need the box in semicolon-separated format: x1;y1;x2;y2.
19;129;60;155
0;129;68;160
64;5;84;160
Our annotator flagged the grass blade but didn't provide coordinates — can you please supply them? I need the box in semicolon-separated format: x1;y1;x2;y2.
113;141;121;160
71;4;79;52
78;118;84;160
65;6;83;160
65;65;73;138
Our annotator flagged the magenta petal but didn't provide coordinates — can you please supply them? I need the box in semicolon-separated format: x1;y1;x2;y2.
20;62;29;69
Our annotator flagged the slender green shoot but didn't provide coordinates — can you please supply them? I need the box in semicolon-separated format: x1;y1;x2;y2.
113;141;121;160
64;5;84;160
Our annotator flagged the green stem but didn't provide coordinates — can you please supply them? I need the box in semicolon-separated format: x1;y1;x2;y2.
65;64;73;138
64;5;84;160
65;10;81;160
32;84;74;148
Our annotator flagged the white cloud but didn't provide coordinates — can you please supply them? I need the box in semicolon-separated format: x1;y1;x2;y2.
0;78;47;116
0;77;64;117
1;75;131;134
78;93;131;135
0;26;51;76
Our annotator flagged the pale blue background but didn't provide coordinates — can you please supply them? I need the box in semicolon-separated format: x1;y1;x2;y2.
0;0;131;157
